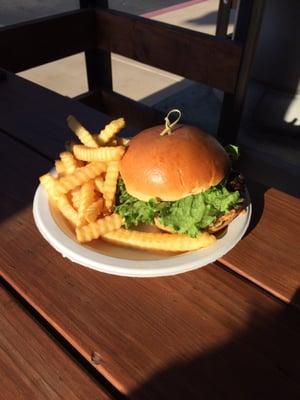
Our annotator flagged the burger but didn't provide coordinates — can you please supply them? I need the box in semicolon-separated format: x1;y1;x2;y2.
115;123;246;238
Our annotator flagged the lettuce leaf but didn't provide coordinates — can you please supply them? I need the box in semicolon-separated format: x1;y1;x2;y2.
158;186;241;236
116;179;242;237
116;180;158;228
225;144;240;161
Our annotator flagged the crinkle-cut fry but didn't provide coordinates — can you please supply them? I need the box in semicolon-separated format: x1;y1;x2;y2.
116;137;130;146
78;181;95;220
102;229;216;252
39;173;61;201
70;187;81;210
76;159;85;168
103;161;119;210
60;151;78;174
56;194;79;226
55;160;65;177
57;162;106;193
73;145;125;162
65;140;77;153
84;198;104;223
67;115;98;148
91;134;100;145
98;118;125;145
108;138;130;147
94;176;105;194
76;213;123;243
61;151;84;171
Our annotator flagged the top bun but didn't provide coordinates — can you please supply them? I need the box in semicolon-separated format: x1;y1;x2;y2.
119;124;230;201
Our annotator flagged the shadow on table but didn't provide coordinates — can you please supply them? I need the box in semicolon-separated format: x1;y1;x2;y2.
242;177;267;237
0;131;51;225
130;290;300;400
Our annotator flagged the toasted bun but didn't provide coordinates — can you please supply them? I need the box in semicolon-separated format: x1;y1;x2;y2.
119;124;230;201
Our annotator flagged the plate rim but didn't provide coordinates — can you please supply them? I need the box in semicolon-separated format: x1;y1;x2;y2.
33;184;252;277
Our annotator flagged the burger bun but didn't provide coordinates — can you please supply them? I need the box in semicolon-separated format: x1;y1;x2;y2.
119;124;230;201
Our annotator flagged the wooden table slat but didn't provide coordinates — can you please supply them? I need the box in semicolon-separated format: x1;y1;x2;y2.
221;179;300;309
0;71;135;161
0;285;114;400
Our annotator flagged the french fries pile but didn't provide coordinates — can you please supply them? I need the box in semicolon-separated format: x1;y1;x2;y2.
39;116;216;253
40;115;127;243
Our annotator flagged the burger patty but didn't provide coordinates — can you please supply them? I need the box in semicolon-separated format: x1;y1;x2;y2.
208;171;247;233
156;207;243;234
207;207;243;233
154;171;247;235
227;171;246;196
117;169;247;237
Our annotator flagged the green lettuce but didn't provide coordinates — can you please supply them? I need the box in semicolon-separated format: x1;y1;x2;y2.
116;180;158;227
116;179;242;237
225;144;240;161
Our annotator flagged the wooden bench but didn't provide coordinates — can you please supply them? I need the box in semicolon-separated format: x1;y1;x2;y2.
0;0;265;143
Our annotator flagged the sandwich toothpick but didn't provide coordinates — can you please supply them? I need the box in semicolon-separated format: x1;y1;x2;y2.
160;109;182;136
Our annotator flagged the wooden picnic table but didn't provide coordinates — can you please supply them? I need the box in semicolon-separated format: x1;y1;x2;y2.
0;284;114;400
1;71;300;399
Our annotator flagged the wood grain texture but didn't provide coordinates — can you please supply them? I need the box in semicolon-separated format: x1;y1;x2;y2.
0;10;94;73
221;180;300;308
0;130;51;223
80;0;113;91
0;72;133;160
0;73;298;309
217;0;266;144
0;285;113;400
76;88;164;131
216;0;232;37
1;133;300;399
2;222;300;399
95;9;242;93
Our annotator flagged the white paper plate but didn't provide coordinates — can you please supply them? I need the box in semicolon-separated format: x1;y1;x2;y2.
33;184;251;277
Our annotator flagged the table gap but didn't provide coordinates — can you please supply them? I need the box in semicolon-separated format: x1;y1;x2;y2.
0;127;53;162
214;260;297;311
0;277;128;400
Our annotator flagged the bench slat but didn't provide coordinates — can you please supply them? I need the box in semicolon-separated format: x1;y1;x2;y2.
0;10;93;72
76;88;164;130
96;8;242;93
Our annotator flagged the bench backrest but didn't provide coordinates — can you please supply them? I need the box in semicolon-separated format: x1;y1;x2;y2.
0;0;265;143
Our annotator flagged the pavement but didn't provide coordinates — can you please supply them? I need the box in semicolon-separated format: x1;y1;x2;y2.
3;0;224;129
0;0;185;23
2;0;299;196
16;0;223;102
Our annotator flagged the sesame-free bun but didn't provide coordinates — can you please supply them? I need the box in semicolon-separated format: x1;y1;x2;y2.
119;124;230;201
